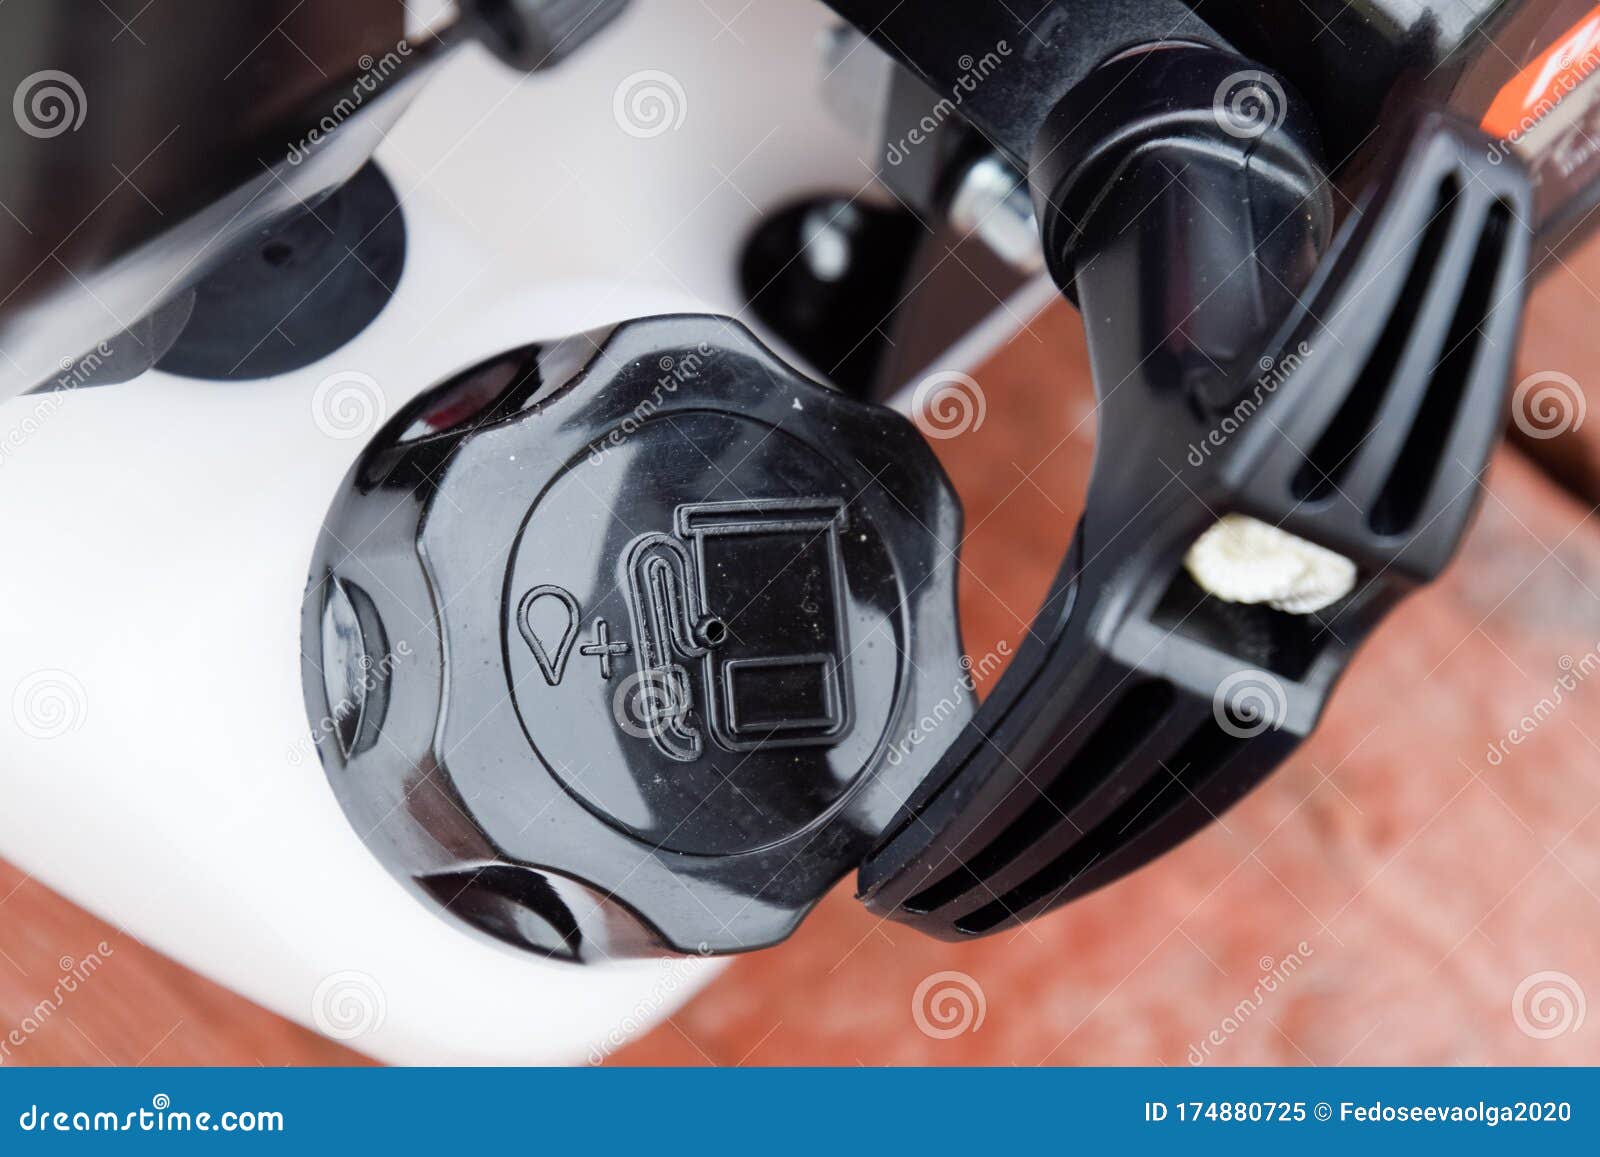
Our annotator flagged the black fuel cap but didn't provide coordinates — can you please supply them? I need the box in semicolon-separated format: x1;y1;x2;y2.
303;315;967;960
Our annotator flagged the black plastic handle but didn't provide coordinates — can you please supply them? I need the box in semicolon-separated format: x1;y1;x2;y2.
858;108;1533;939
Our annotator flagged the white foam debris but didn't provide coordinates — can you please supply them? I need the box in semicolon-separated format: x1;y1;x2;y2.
1184;514;1357;615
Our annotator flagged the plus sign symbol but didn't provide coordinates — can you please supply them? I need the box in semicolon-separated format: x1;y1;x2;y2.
579;618;631;679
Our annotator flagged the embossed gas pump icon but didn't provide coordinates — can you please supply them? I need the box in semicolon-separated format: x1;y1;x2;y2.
616;497;853;762
515;496;853;762
622;530;722;762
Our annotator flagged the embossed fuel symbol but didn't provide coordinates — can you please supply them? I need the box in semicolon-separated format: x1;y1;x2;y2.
614;497;851;762
512;497;852;764
516;585;581;685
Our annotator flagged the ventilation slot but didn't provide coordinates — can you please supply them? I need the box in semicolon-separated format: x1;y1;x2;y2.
1291;177;1460;502
418;866;583;962
903;680;1174;915
1368;199;1512;536
954;717;1246;935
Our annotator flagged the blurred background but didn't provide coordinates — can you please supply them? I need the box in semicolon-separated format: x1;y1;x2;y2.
4;230;1600;1066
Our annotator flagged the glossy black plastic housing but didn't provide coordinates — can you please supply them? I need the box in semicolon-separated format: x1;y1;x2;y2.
302;315;967;960
858;112;1533;939
1029;43;1333;332
822;0;1223;173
